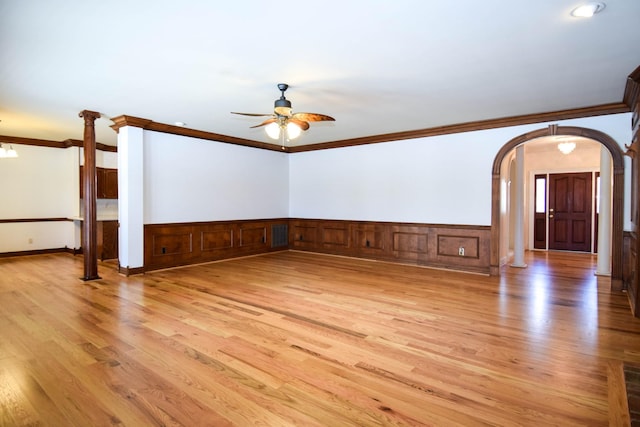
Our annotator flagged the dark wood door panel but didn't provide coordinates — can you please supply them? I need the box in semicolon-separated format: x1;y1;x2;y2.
534;218;546;249
552;220;568;244
553;176;570;213
100;220;118;260
549;172;592;252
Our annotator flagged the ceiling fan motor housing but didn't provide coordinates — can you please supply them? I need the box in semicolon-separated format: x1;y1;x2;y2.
274;84;292;116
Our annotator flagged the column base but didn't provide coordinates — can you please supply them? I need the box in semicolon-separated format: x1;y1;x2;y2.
510;263;528;268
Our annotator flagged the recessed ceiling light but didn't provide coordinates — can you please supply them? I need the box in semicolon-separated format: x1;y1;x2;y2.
571;2;606;18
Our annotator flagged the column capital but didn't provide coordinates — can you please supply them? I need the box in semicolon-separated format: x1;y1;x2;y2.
79;110;101;124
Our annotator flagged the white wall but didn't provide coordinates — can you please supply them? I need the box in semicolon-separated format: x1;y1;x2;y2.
0;112;632;255
289;132;499;224
143;131;289;224
0;222;74;252
0;145;78;251
289;113;632;227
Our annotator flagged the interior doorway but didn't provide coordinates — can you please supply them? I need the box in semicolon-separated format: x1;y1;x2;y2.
490;125;625;290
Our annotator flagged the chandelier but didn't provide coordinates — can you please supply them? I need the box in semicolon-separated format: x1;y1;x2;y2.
557;141;576;155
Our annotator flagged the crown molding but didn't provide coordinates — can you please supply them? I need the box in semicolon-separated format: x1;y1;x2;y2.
110;115;287;153
288;102;630;153
0;135;116;152
624;64;640;108
2;100;633;155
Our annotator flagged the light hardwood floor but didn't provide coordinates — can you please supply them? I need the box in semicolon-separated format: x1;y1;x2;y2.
1;250;639;426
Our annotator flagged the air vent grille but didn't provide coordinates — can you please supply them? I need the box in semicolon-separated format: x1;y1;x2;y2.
271;224;288;248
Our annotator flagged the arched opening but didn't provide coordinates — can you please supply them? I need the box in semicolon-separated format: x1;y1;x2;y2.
490;125;625;290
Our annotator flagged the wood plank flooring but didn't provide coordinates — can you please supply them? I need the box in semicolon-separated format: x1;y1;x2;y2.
1;250;640;426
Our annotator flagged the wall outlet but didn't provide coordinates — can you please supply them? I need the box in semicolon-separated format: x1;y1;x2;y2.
458;247;464;256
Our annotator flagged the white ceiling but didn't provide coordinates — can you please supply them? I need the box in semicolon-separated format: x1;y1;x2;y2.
1;1;639;148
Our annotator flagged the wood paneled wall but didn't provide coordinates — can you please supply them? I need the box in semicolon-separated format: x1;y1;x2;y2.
290;219;491;274
624;66;640;315
144;219;289;271
144;219;491;274
624;231;637;313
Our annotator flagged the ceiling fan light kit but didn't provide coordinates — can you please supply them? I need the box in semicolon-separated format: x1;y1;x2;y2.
232;83;335;144
286;121;302;139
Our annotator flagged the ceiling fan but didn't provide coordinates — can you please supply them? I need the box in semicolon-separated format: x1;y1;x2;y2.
232;83;335;141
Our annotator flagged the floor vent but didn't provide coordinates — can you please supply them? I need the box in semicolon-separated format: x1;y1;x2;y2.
271;224;288;248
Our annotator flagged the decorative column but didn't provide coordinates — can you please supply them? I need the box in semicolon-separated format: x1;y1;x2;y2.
596;146;612;276
111;115;147;275
79;110;101;281
511;144;527;268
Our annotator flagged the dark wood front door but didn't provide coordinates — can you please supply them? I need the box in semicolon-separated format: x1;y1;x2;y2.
549;172;592;252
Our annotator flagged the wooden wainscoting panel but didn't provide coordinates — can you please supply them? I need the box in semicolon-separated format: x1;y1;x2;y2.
437;235;480;259
200;227;234;252
624;231;637;313
145;219;288;271
152;232;193;257
321;221;350;250
289;219;490;274
145;225;197;270
291;221;319;249
391;225;429;263
352;222;387;256
239;224;267;248
430;227;491;274
144;219;491;274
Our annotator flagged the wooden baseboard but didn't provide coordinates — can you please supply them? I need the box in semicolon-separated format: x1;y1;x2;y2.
0;247;72;258
118;265;145;276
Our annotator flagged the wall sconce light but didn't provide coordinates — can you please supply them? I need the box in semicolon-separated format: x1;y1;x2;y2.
0;143;18;158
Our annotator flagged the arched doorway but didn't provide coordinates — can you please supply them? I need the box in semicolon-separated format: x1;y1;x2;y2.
490;125;625;290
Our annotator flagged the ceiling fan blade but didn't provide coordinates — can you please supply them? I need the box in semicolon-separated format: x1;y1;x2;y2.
289;118;310;131
249;118;278;128
291;112;335;122
231;112;273;117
